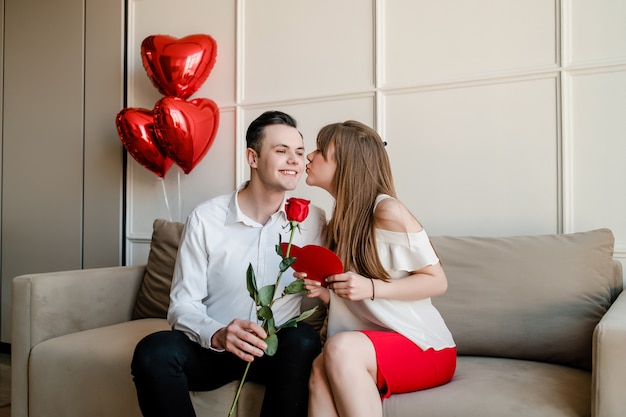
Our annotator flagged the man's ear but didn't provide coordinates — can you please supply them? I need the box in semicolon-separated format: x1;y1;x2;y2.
246;148;258;168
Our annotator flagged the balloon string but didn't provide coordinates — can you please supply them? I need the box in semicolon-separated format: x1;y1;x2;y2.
177;169;182;222
160;177;172;221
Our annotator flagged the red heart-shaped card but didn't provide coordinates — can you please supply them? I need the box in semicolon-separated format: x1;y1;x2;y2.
281;244;343;287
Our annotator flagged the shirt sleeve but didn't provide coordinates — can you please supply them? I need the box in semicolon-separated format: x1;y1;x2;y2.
167;212;226;350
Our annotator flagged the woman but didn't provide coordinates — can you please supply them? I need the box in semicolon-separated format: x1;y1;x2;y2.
301;121;456;417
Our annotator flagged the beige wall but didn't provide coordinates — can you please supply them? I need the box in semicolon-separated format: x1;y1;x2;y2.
0;0;125;342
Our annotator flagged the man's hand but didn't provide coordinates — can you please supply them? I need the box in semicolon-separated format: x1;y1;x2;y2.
211;319;268;362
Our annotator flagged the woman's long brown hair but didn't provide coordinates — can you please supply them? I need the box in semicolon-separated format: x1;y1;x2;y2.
317;121;396;281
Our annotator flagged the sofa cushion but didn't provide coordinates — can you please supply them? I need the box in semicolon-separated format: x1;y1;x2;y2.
382;356;590;417
132;219;184;319
190;381;264;417
430;229;616;371
29;318;171;417
29;318;266;417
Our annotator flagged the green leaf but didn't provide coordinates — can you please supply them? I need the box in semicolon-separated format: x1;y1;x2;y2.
257;306;273;321
275;234;284;257
279;257;296;272
279;318;299;329
296;306;318;322
257;284;275;307
277;306;319;331
265;317;276;334
246;264;258;303
264;333;279;356
283;279;306;295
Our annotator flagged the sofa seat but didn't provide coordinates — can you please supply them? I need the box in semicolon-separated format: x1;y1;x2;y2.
27;318;592;417
383;356;590;417
27;318;266;417
29;319;170;417
29;314;591;417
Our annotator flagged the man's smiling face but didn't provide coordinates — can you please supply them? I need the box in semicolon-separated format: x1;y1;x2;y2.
251;124;305;192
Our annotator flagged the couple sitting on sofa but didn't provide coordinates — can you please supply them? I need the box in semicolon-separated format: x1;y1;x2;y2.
131;110;456;417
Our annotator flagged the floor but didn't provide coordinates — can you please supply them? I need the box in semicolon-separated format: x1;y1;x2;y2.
0;352;10;416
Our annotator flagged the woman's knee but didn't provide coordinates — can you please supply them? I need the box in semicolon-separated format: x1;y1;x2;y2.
322;332;357;365
322;331;377;378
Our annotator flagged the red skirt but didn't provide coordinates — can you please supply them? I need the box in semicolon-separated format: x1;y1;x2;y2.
360;330;456;399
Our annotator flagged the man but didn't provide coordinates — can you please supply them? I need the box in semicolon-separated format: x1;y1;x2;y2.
131;111;326;417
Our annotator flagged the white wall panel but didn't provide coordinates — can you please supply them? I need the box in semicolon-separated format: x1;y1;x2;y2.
121;0;626;286
566;0;626;65
566;70;626;250
241;0;374;103
382;0;557;87
240;96;375;217
129;241;151;267
383;77;559;237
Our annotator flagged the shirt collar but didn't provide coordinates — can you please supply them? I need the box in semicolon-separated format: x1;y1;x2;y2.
225;181;288;226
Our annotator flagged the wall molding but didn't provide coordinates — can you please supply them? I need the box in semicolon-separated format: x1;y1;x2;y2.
564;62;626;75
378;69;561;96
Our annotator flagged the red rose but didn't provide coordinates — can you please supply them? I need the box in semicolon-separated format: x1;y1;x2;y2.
285;197;310;223
232;195;315;416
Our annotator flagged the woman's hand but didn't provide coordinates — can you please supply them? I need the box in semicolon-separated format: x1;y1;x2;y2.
326;264;449;302
294;271;330;304
325;271;374;301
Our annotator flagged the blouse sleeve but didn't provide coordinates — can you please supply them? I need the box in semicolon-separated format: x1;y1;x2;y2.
376;229;439;274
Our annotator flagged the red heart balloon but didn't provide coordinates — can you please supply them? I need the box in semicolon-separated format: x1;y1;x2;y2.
153;97;220;174
141;34;217;99
280;243;343;287
115;107;173;178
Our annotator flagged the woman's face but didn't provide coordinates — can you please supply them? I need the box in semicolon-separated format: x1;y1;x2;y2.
305;143;337;196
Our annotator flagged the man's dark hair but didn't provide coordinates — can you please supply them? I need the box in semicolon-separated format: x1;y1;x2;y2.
246;111;298;153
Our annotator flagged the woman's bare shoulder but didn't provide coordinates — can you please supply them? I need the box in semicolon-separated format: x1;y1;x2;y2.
374;197;423;233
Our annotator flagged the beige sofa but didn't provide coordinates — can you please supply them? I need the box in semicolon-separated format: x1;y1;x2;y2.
12;221;626;417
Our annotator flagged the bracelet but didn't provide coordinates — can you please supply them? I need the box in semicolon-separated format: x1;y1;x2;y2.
368;277;375;301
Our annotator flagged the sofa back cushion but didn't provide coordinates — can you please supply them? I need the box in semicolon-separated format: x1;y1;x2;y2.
430;228;619;371
132;219;184;320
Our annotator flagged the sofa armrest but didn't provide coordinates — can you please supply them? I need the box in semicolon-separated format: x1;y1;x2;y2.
592;289;626;417
11;265;146;417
